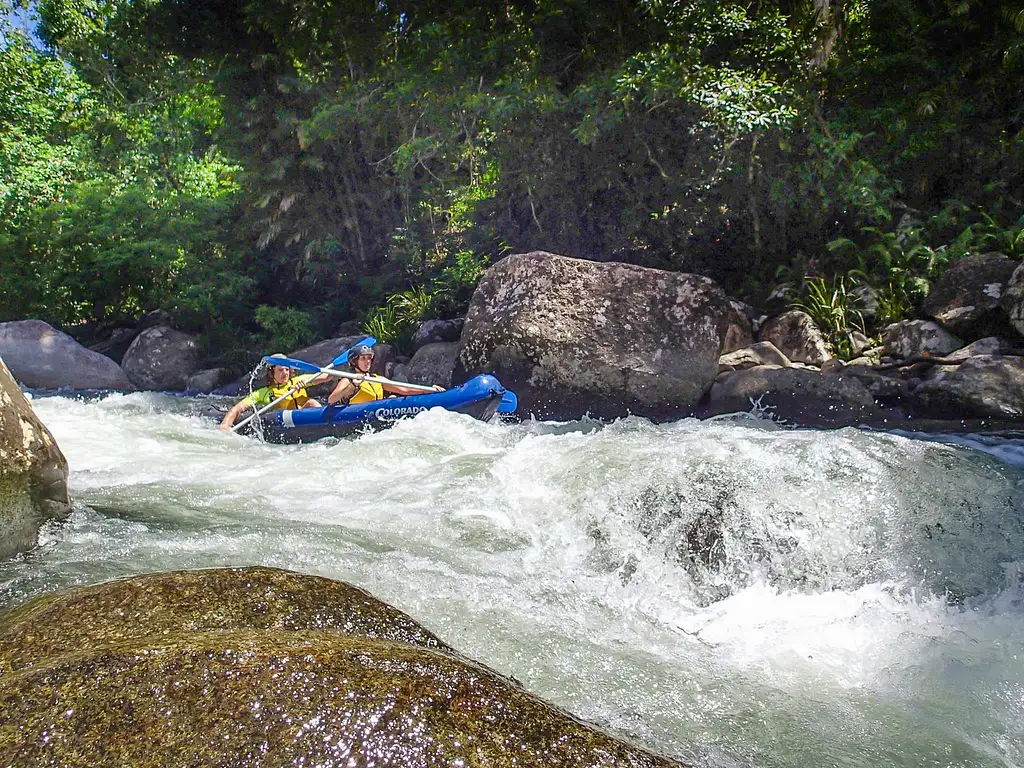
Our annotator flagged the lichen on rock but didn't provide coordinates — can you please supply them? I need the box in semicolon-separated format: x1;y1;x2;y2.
0;566;687;768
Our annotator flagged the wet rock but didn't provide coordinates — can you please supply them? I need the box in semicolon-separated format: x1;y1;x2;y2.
757;311;831;366
882;320;962;360
122;326;200;390
87;326;140;363
0;320;134;390
943;337;1020;363
185;367;230;393
911;355;1024;418
923;252;1016;335
721;299;755;354
0;356;71;559
718;342;791;372
703;366;880;427
1001;262;1024;337
413;318;464;349
455;251;740;421
819;358;845;375
846;368;909;403
850;330;872;356
406;342;460;388
0;567;684;768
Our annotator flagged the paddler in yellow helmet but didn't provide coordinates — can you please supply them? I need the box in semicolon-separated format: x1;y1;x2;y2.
326;344;444;405
218;354;329;430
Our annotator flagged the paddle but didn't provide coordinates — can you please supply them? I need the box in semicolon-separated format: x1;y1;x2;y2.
497;390;518;414
230;336;376;433
259;355;442;394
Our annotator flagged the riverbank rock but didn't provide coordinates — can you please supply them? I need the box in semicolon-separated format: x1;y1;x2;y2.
882;320;963;360
413;318;464;349
702;366;880;426
0;356;72;559
407;342;460;388
1000;262;1024;337
184;367;230;393
0;320;134;390
121;326;200;390
757;311;831;366
718;341;791;373
454;251;742;421
911;355;1024;418
922;252;1016;335
0;567;684;768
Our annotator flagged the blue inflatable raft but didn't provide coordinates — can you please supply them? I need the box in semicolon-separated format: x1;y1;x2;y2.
237;373;511;443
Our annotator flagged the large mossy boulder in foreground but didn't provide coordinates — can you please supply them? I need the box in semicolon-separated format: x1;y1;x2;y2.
0;356;72;559
455;251;747;420
0;319;133;390
0;567;685;768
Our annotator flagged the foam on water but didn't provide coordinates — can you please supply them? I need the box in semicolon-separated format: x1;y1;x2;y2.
3;392;1023;767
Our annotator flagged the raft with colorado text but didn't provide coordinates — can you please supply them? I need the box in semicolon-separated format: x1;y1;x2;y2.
227;373;514;443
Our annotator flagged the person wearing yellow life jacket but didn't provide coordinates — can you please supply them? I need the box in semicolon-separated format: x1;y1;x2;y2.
218;354;329;430
326;344;444;405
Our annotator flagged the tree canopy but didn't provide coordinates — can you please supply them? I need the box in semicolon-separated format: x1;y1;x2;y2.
2;0;1022;361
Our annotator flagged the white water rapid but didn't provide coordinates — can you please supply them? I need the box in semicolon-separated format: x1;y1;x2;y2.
3;392;1023;767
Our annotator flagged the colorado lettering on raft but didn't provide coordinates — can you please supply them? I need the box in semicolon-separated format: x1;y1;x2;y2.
374;406;427;421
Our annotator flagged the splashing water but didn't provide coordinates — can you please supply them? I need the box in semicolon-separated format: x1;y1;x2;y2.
2;392;1023;768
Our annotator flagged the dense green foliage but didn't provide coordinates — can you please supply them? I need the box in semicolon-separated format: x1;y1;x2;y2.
1;0;1022;362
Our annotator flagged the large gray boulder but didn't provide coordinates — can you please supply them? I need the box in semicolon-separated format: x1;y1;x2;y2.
0;320;133;390
923;252;1016;335
703;366;880;427
121;326;200;390
882;320;963;360
454;251;742;420
0;356;72;559
406;342;460;388
757;310;831;366
912;355;1024;418
0;567;685;768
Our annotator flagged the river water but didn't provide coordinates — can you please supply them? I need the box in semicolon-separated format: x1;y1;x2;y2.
2;392;1023;768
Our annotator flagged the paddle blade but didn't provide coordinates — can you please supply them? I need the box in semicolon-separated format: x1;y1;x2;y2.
497;390;518;413
260;356;322;374
330;336;376;367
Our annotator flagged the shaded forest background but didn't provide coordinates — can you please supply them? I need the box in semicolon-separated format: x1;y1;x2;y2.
2;0;1023;366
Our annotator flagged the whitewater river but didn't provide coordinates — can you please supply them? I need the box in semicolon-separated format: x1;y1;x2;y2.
2;392;1023;767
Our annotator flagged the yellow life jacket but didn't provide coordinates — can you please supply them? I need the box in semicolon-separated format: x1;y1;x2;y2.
348;374;385;404
247;375;311;410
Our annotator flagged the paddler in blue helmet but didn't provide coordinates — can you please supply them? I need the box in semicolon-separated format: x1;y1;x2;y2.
326;344;445;405
218;354;328;430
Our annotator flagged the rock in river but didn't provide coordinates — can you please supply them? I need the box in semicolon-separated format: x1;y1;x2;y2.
0;566;686;768
455;251;744;421
0;355;71;559
0;319;133;390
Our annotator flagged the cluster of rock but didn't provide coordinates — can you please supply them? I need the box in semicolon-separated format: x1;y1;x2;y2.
0;566;685;767
0;318;220;392
700;252;1024;427
4;249;1024;428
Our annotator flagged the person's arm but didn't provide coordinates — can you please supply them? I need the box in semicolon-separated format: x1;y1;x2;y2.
327;378;356;405
218;397;254;430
